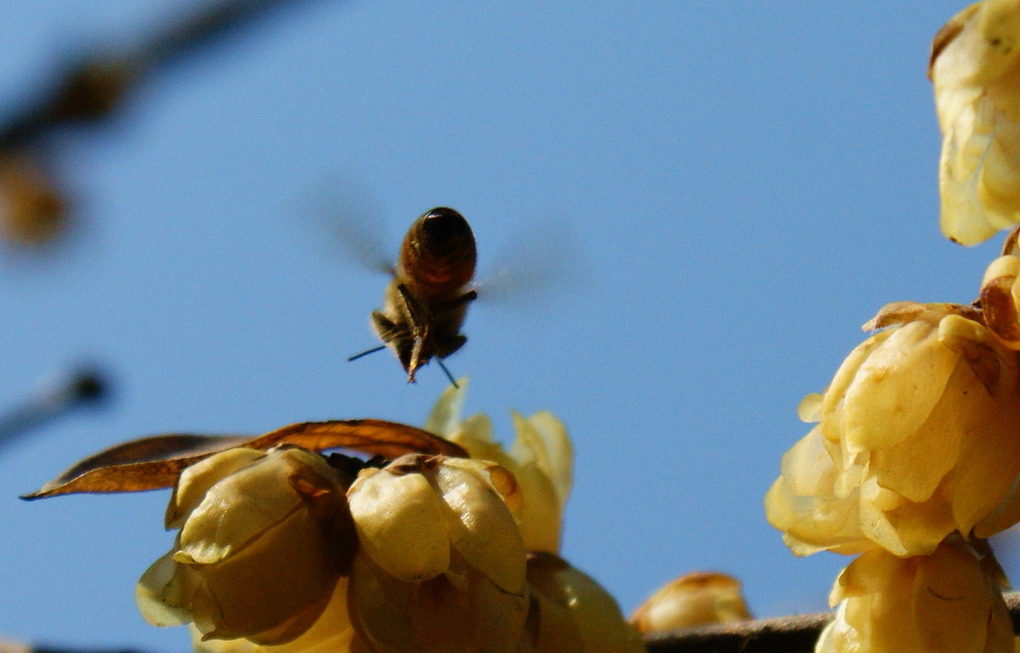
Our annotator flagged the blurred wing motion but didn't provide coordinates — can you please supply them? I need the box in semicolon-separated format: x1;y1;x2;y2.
298;176;394;275
476;217;588;309
22;419;466;499
930;0;1020;245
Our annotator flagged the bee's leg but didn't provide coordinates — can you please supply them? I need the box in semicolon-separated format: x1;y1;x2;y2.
441;290;478;313
455;289;478;306
407;335;427;384
436;333;468;358
395;284;428;332
370;311;401;343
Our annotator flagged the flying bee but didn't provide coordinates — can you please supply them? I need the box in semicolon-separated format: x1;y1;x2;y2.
349;207;477;385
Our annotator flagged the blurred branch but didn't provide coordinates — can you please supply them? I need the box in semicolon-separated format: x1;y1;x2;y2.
644;591;1020;652
0;0;324;150
31;648;145;653
644;612;829;653
0;643;147;653
0;367;108;452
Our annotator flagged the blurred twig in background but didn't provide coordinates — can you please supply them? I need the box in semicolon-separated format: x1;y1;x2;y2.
0;367;108;453
0;642;146;653
0;644;145;653
0;0;325;246
0;0;323;150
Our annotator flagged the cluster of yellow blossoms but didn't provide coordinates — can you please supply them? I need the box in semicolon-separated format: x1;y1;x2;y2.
132;382;644;652
932;0;1020;245
767;1;1020;649
764;289;1020;651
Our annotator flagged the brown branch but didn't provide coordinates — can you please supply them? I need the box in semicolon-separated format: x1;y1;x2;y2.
31;648;146;653
0;0;329;150
644;612;830;653
644;591;1020;652
0;367;108;453
0;644;145;653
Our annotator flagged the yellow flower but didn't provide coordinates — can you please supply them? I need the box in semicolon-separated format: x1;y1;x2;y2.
346;454;530;652
190;580;356;653
815;537;1012;653
136;447;356;645
629;572;751;633
425;380;573;553
930;0;1020;245
527;552;645;653
765;302;1020;556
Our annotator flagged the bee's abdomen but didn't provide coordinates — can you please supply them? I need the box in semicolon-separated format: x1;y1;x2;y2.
400;207;477;295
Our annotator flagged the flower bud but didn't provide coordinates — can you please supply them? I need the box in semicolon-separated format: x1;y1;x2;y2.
346;454;529;652
526;552;644;652
136;447;356;645
765;303;1020;556
816;537;1012;653
425;380;573;553
930;0;1020;245
630;572;751;633
189;579;356;653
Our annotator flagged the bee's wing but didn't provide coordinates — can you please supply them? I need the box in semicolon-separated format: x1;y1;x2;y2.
475;217;591;309
291;174;394;276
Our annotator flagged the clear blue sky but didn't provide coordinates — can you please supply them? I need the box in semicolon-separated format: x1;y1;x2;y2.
0;2;1004;650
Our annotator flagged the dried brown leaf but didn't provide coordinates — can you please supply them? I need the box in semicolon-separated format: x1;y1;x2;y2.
980;274;1020;343
251;419;468;460
22;420;466;500
22;434;253;499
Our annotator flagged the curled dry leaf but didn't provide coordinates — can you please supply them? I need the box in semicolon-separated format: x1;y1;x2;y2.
980;254;1020;346
861;301;981;332
22;419;466;500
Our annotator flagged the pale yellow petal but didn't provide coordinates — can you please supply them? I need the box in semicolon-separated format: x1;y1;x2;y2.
527;553;644;653
778;426;833;497
436;458;527;595
423;378;470;436
796;393;823;423
820;330;892;443
511;410;573;508
827;539;1012;652
857;478;957;557
348;550;528;653
167;448;266;530
347;467;450;583
630;572;750;633
764;476;869;557
192;507;342;642
178;449;336;565
913;541;1013;653
840;321;958;452
869;364;968;503
813;602;852;653
932;0;1020;244
136;550;196;627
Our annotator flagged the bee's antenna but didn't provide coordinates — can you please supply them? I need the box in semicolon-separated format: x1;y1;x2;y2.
436;359;460;389
348;345;387;362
